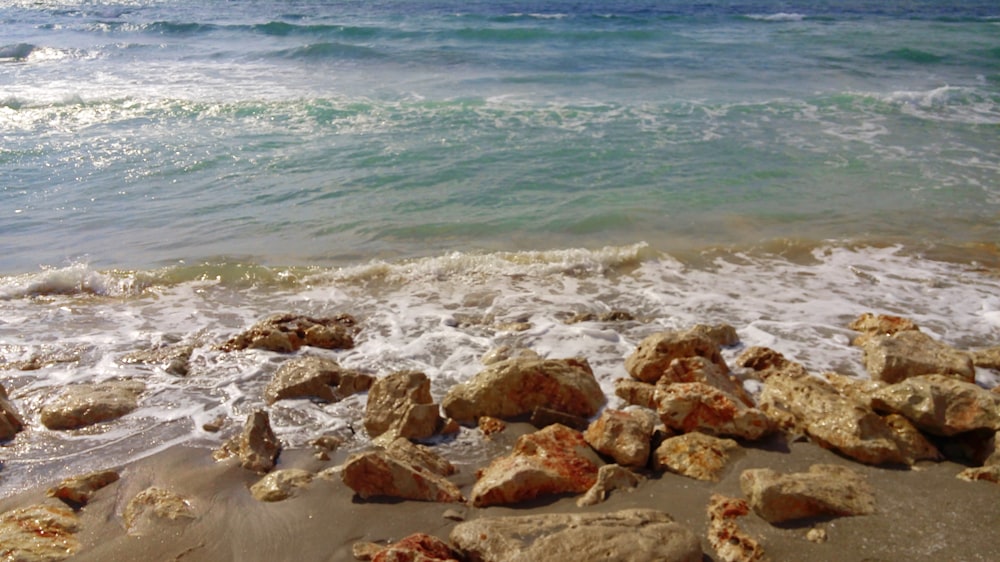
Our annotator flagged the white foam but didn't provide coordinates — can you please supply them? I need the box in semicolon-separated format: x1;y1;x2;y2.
746;13;806;22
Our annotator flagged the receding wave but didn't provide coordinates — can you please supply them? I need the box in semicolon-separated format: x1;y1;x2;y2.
273;42;384;61
0;43;35;61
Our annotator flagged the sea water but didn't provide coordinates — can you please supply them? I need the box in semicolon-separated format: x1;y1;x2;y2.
1;0;999;496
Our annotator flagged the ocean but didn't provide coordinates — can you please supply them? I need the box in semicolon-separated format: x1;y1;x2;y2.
1;0;999;496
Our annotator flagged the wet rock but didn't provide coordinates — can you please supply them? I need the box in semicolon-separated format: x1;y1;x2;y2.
450;509;703;562
478;415;506;437
481;346;540;366
957;465;1000;484
123;486;196;536
340;449;463;503
758;374;904;465
870;374;1000;436
264;355;373;404
441;357;605;424
652;432;739;482
707;494;768;562
688;323;741;348
202;415;226;432
740;464;875;524
215;410;282;473
364;371;442;442
820;372;885;407
972;346;1000;369
613;378;657;409
119;344;193;376
584;408;657;468
656;382;772;441
0;503;80;562
861;330;974;384
39;380;144;430
219;313;357;353
470;423;603;507
528;405;589;431
250;469;313;502
46;469;120;507
0;384;25;441
625;327;729;383
881;413;943;463
577;464;645;507
366;533;462;562
384;437;457;477
658;355;753;406
566;310;636;324
735;346;809;380
848;312;920;346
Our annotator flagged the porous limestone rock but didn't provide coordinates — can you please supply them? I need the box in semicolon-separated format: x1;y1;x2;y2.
577;464;645;507
478;415;507;437
861;330;974;384
583;408;657;468
528;405;589;430
123;486;196;536
1;384;25;441
119;343;194;376
215;410;282;473
470;423;603;507
218;313;357;352
565;310;636;324
364;370;441;442
264;355;372;404
46;469;120;507
0;504;80;562
364;533;462;562
740;464;875;524
384;436;457;477
652;432;739;482
658;355;753;406
613;378;657;410
707;494;768;562
871;374;1000;436
957;465;1000;484
972;346;1000;370
821;372;885;407
625;327;729;383
848;312;920;346
441;357;604;424
656;382;772;441
450;509;703;562
250;468;313;502
735;346;809;380
39;380;144;430
340;449;463;503
881;413;943;463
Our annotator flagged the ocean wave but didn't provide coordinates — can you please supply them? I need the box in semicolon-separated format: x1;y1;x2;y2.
0;43;35;62
0;263;154;299
743;13;806;22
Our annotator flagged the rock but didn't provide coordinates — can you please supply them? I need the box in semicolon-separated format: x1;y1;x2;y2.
861;331;974;384
806;528;828;543
0;504;80;562
340;449;463;503
368;533;461;562
264;355;373;404
625;328;729;383
478;415;506;436
46;469;120;507
365;371;442;442
758;374;904;465
577;464;645;507
481;347;540;366
528;405;589;431
470;424;603;507
656;382;772;441
250;469;313;502
613;379;657;409
119;344;194;376
384;437;457;477
584;408;656;468
735;346;809;380
740;464;875;524
39;380;144;430
652;432;739;482
957;465;1000;484
706;494;768;562
450;509;703;562
881;413;943;463
848;312;920;346
871;374;1000;436
215;410;282;473
688;323;741;347
658;356;753;406
219;313;357;352
0;385;25;441
123;486;196;536
441;357;605;424
972;346;1000;369
566;310;636;324
202;415;226;432
821;372;885;407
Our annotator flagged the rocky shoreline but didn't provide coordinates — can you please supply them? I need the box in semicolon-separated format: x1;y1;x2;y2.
2;312;999;561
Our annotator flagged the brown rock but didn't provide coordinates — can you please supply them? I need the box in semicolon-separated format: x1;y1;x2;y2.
652;432;739;482
384;437;457;477
957;465;1000;484
871;374;1000;436
441;357;605;424
215;410;282;473
861;330;974;384
848;312;920;346
656;382;772;441
625;328;729;383
39;380;144;430
264;355;373;404
0;504;80;562
119;343;193;376
707;494;768;562
481;347;540;366
659;356;753;406
740;464;875;524
688;323;741;347
365;371;441;442
0;385;25;441
250;468;313;502
577;464;645;507
613;378;657;409
821;372;885;406
218;313;357;352
470;424;603;507
972;346;1000;369
881;413;943;463
566;310;636;324
735;346;809;380
528;405;589;431
450;509;703;562
369;533;461;562
46;469;120;507
478;415;507;437
340;450;463;503
123;486;196;536
584;408;656;468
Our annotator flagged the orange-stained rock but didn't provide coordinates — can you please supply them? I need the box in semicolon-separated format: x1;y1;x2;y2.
881;413;943;463
735;347;808;380
871;374;1000;436
365;371;442;442
39;380;144;430
584;408;657;468
861;331;974;384
848;312;920;346
577;464;645;507
0;503;80;562
441;357;604;424
479;415;507;437
972;346;1000;369
0;385;25;441
250;469;313;502
218;312;357;352
652;432;739;482
214;410;282;473
264;355;372;404
340;449;464;503
625;328;729;383
368;533;462;562
470;424;603;507
658;356;753;406
384;437;457;477
46;469;120;507
740;464;875;524
957;465;1000;484
656;382;772;441
614;378;657;409
707;494;768;562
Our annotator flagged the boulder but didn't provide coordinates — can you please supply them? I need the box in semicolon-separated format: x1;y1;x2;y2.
658;356;753;406
848;312;920;346
218;313;357;352
566;310;636;324
656;382;772;441
450;509;703;562
706;494;767;562
870;374;1000;436
957;465;1000;484
384;436;457;477
820;372;885;407
123;486;196;536
625;328;729;383
528;406;589;431
881;413;943;463
119;343;194;376
39;380;144;430
0;385;25;441
577;464;645;507
972;346;1000;369
365;371;441;442
740;464;875;524
250;469;313;502
46;469;120;507
264;355;373;404
362;533;462;562
652;432;739;482
584;408;657;468
0;504;80;562
735;346;809;380
340;449;463;503
215;410;282;473
613;379;657;410
470;424;603;507
758;374;904;465
441;357;604;424
861;331;974;384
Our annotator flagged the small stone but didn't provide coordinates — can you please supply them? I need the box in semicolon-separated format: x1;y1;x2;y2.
652;432;739;482
584;408;656;468
478;415;506;436
957;465;1000;484
577;464;645;507
123;487;195;536
706;494;768;562
40;380;144;430
215;410;282;474
740;464;875;524
202;415;226;432
806;528;828;544
250;469;313;502
46;469;120;507
364;371;441;442
265;355;373;404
